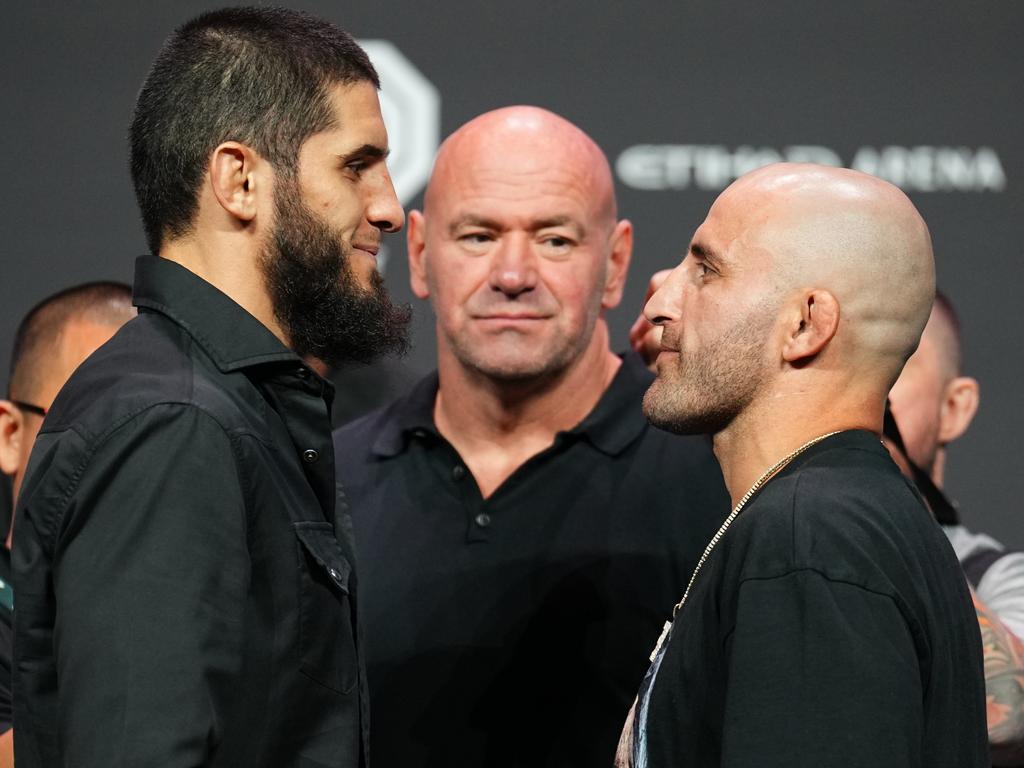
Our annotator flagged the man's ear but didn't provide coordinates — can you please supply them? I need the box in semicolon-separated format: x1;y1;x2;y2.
407;210;430;299
601;219;634;310
781;290;840;364
209;141;265;224
937;375;979;444
0;401;23;476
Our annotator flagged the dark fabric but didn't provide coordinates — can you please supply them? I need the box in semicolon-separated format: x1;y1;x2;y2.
639;430;988;768
962;546;1008;590
0;546;11;735
333;353;731;768
883;402;959;525
12;256;367;767
0;475;11;551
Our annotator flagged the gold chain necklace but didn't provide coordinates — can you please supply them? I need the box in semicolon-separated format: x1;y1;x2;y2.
649;430;841;661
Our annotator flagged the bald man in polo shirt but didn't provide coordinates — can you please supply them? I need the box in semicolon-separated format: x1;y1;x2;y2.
333;107;730;767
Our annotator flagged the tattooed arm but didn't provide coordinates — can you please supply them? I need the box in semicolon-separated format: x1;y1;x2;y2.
974;588;1024;765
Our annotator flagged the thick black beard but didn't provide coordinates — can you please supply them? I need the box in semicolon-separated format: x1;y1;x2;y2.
260;179;412;368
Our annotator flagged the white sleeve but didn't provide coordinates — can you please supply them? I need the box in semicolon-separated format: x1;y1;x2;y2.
976;551;1024;639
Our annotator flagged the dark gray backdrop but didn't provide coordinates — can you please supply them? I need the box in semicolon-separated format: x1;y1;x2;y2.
3;1;1021;546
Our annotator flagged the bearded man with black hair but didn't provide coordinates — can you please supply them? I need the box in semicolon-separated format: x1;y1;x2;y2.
13;8;410;767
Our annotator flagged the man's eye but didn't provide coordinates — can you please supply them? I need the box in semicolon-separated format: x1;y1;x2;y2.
346;161;366;176
694;261;716;281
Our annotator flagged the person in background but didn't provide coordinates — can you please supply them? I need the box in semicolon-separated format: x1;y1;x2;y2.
617;163;987;767
0;281;134;768
12;7;410;766
333;106;730;767
886;292;1024;764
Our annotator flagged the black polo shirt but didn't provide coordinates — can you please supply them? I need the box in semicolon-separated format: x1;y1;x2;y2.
333;353;731;767
14;256;367;767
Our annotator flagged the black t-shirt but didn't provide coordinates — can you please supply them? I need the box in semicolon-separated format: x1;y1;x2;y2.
628;430;988;768
333;353;731;767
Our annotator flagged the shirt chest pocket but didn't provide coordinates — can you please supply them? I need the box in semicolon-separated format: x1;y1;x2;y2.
293;521;358;694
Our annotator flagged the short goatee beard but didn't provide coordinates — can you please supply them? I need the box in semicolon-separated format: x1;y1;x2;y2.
259;178;412;369
643;302;774;436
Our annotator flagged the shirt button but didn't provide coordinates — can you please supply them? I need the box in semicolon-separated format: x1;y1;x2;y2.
475;513;491;528
302;449;319;464
328;567;341;581
296;367;309;380
452;465;466;481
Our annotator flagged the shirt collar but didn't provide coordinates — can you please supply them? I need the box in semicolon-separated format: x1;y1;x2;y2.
132;255;301;373
371;352;653;458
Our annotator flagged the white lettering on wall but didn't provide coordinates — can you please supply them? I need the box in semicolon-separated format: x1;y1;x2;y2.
616;145;1006;193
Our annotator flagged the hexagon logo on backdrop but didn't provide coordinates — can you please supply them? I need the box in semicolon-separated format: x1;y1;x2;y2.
358;40;440;207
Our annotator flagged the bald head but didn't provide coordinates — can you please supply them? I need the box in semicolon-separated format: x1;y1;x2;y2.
408;105;633;385
643;162;935;440
425;106;618;230
717;163;935;385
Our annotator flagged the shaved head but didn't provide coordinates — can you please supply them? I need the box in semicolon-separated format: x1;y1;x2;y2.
9;282;136;403
714;163;934;386
644;162;935;439
425;106;618;228
409;105;632;384
2;281;136;507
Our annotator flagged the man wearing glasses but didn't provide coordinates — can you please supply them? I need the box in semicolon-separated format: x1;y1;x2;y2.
0;280;134;768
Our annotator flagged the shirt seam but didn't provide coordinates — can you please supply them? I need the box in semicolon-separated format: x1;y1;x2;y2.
721;567;907;646
49;401;257;542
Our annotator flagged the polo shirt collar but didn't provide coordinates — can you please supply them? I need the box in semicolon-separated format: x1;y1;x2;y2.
133;255;301;373
371;352;653;458
567;352;653;455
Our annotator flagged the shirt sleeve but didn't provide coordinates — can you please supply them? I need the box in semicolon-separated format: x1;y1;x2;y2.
48;404;249;764
720;569;922;768
976;552;1024;640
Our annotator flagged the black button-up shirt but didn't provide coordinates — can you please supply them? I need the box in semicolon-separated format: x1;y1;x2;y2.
333;353;731;767
13;256;367;767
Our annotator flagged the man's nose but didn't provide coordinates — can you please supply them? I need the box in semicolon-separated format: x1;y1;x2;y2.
489;235;537;297
366;167;405;234
644;263;686;325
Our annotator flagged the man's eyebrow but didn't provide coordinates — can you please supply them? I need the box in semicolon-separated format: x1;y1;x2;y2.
337;144;390;163
690;241;722;266
448;215;502;235
532;216;585;237
447;214;586;237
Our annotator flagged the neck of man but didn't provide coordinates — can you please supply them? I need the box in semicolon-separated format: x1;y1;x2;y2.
930;448;947;489
434;320;621;499
160;233;287;346
711;376;884;508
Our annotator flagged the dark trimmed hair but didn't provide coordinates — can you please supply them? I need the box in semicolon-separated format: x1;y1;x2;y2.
8;281;134;401
129;7;379;254
932;290;963;375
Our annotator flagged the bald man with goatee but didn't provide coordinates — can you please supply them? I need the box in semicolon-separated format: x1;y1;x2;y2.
616;164;988;767
333;107;729;767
